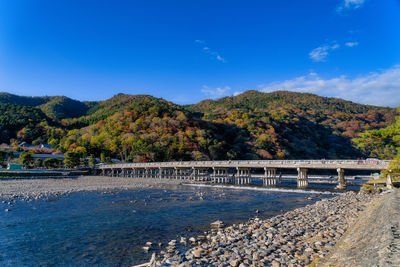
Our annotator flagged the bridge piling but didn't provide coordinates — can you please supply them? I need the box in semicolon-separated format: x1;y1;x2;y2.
336;168;346;189
264;168;277;186
297;168;308;188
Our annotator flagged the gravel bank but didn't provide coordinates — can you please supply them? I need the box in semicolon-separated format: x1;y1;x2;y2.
0;176;182;201
322;189;400;267
154;191;378;267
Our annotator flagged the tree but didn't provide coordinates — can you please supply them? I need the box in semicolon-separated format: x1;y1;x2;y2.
44;158;62;169
19;152;34;168
34;158;43;168
90;154;97;167
0;151;6;167
64;151;81;168
100;152;106;163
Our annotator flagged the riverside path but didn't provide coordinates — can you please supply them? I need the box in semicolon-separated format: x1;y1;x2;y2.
98;159;389;189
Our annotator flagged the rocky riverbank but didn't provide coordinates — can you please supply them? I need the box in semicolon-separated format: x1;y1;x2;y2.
322;189;400;267
153;191;378;267
0;176;182;201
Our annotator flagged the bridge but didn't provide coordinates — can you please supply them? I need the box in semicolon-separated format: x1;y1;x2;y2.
98;159;389;189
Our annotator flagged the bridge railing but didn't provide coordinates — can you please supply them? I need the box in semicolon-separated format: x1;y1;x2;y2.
99;159;389;169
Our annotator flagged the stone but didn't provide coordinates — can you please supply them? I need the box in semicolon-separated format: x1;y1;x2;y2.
192;248;204;258
211;220;225;228
230;259;240;267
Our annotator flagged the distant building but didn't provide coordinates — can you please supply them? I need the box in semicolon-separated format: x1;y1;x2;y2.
12;152;65;160
0;143;13;151
7;163;23;170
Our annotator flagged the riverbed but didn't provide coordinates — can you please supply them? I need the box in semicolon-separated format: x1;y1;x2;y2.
0;179;336;266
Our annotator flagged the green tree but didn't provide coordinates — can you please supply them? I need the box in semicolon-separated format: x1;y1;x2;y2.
44;158;62;169
34;158;43;168
90;154;97;167
64;151;81;168
100;152;106;163
0;151;6;167
19;152;34;168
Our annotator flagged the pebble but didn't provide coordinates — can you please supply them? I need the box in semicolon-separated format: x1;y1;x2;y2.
155;192;376;266
0;176;182;201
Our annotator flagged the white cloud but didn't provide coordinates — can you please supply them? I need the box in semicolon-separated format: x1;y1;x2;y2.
233;91;243;96
345;42;359;47
259;65;400;107
195;40;226;63
201;85;231;99
337;0;365;12
309;43;340;62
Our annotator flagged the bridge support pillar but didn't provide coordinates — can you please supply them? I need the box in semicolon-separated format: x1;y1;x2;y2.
193;168;206;181
236;168;251;185
192;168;197;181
336;168;346;189
277;172;282;184
193;168;207;181
297;168;308;188
213;168;228;183
263;168;277;186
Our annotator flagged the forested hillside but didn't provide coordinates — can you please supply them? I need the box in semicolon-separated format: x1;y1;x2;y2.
0;93;91;120
0;90;397;161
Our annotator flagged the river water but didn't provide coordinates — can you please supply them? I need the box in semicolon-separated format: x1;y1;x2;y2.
0;183;344;266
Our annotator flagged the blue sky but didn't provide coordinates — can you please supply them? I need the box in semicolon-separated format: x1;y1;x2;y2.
0;0;399;106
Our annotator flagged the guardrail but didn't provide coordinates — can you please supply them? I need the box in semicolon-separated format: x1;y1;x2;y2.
98;159;389;170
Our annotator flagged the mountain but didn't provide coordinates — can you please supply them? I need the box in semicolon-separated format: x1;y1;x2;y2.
59;95;249;162
186;90;397;159
0;103;50;144
0;92;48;107
38;96;90;119
189;90;395;139
0;92;91;120
0;90;397;161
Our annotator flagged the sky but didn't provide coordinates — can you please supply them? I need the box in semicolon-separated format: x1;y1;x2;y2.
0;0;399;107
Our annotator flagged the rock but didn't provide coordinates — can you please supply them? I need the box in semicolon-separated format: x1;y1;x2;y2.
168;240;177;246
192;248;204;258
4;209;9;212
211;220;224;228
230;259;240;267
189;237;196;243
146;242;152;246
142;246;150;252
271;260;281;267
149;253;156;265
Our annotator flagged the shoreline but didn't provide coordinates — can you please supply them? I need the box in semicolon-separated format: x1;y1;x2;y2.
322;189;400;266
152;191;380;266
0;175;344;202
0;176;183;201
